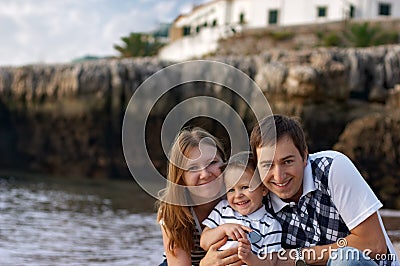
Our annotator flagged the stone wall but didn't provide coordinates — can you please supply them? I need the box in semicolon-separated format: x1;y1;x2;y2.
0;45;399;207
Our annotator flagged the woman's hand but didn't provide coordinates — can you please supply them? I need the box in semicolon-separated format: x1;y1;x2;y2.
200;237;242;266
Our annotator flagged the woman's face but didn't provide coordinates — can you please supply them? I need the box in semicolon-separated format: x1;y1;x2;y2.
182;144;224;200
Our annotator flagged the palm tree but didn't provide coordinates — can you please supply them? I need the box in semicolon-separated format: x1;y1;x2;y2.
114;33;163;58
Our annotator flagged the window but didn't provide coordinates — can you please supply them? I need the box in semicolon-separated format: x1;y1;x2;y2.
379;3;391;16
268;9;278;24
239;13;245;24
349;5;355;18
183;26;191;36
317;6;327;17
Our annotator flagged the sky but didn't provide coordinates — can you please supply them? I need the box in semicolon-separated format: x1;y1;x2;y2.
0;0;208;66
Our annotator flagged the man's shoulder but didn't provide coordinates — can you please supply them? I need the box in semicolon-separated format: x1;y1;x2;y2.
308;150;347;187
309;150;344;161
309;151;353;172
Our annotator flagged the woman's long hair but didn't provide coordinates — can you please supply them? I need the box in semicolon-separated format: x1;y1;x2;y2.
156;127;226;255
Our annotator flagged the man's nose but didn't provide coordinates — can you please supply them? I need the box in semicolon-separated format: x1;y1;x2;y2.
273;165;286;181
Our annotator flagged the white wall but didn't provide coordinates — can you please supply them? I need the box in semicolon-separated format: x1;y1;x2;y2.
159;27;231;62
176;0;400;31
281;0;347;25
175;0;226;34
163;0;400;62
230;0;251;25
249;0;281;26
333;0;400;20
367;0;400;18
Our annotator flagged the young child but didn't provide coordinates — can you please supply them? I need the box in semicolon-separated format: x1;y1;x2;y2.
200;152;282;265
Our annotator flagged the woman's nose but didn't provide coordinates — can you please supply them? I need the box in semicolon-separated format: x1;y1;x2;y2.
199;167;211;179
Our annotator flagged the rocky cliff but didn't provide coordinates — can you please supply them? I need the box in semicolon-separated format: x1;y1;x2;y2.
0;45;399;207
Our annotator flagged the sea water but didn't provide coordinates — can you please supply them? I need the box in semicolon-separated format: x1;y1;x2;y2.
0;176;399;266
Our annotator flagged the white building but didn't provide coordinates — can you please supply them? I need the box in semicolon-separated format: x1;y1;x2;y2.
159;0;400;61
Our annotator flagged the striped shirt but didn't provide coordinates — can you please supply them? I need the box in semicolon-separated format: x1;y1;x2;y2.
160;207;206;266
203;199;282;256
190;207;207;265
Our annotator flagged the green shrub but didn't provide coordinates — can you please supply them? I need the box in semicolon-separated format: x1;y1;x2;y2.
316;22;399;48
322;32;342;47
342;22;398;47
268;31;294;41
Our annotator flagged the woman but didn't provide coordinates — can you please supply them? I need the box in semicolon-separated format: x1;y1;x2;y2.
157;127;241;266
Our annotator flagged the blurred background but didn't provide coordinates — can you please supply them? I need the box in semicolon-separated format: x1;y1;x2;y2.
1;0;400;265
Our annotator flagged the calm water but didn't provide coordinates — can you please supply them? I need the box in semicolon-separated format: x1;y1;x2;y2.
0;175;163;266
0;175;399;266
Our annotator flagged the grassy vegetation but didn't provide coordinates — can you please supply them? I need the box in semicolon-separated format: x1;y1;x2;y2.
267;30;294;41
316;22;399;48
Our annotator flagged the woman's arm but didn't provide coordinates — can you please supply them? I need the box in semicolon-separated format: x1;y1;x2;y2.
161;225;192;266
200;224;251;251
200;226;227;251
200;237;243;266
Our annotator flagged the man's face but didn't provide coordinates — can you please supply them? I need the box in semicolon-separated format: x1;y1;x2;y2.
256;135;307;203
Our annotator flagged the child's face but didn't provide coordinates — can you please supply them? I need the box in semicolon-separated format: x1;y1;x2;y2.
224;167;267;216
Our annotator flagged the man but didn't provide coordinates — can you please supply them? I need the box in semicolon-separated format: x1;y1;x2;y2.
250;114;399;265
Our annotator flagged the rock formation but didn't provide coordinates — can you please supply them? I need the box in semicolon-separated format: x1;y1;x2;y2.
0;45;399;207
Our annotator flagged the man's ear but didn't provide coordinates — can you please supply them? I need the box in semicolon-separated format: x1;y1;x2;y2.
303;149;308;167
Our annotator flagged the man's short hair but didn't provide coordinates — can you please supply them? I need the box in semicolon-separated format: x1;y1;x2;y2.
250;114;308;163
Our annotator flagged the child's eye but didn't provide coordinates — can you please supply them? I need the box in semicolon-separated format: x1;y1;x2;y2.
227;188;235;193
242;186;249;190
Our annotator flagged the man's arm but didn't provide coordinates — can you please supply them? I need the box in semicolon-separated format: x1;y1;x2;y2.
200;224;251;251
297;152;388;264
303;212;387;265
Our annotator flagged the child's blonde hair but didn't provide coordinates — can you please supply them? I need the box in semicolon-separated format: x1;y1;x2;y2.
222;152;262;190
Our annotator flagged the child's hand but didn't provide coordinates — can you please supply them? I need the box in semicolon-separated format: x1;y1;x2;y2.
238;237;252;262
220;223;251;241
